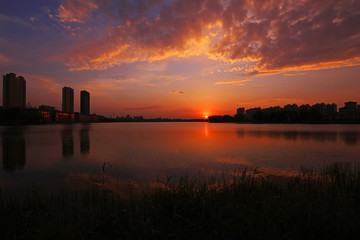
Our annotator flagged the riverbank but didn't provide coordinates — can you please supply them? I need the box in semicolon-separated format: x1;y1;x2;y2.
1;162;360;239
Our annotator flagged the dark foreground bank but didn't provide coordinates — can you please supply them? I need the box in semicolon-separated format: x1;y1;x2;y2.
1;162;360;240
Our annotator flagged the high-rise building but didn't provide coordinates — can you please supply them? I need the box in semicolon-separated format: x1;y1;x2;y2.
80;90;90;115
344;101;357;113
62;87;74;113
3;73;26;109
236;107;245;116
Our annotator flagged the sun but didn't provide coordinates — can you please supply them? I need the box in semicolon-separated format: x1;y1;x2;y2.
204;115;208;119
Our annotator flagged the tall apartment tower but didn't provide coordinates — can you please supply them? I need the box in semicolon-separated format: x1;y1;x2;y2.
3;73;26;109
80;90;90;115
62;87;74;113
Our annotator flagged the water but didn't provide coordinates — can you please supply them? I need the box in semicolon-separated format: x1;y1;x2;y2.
1;122;360;195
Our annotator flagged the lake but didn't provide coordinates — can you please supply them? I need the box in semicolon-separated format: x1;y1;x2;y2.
1;122;360;196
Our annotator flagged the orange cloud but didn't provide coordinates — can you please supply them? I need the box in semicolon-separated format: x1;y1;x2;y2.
215;79;251;85
57;0;98;23
56;0;360;73
169;90;185;94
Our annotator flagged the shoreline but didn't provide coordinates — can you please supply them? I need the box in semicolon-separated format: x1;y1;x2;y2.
1;120;360;126
2;162;360;239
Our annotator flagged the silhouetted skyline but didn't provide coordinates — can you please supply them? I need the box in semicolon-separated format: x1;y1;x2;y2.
210;101;360;123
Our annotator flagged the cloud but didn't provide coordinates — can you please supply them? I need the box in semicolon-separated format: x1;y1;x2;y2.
283;72;307;76
0;54;16;65
29;17;39;22
158;75;186;81
72;78;127;96
0;13;34;28
56;0;98;23
56;0;360;72
24;74;62;93
169;90;185;94
215;79;250;85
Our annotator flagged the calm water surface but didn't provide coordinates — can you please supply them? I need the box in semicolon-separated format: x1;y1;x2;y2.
1;122;360;195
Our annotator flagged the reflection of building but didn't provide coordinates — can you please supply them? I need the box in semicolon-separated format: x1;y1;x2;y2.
3;73;26;109
80;125;90;154
61;127;74;158
80;90;90;115
62;87;74;113
340;131;359;145
2;128;26;172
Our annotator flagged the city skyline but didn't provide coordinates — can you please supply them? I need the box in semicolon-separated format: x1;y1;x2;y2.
1;72;359;122
0;0;359;118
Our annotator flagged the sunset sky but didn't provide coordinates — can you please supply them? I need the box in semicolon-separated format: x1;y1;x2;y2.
0;0;359;118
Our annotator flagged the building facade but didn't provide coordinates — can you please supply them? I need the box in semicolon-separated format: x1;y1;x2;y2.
62;87;74;113
236;107;245;116
3;73;26;109
80;90;90;115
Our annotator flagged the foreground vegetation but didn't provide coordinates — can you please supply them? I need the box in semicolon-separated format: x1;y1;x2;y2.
2;162;360;239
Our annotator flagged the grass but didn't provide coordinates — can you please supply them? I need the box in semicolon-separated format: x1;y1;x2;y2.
2;162;360;239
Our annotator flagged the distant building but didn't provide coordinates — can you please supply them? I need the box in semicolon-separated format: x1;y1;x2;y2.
300;104;311;111
312;103;327;113
125;114;133;120
62;87;74;113
284;104;299;112
236;107;245;116
262;106;281;114
339;101;358;118
326;103;337;114
3;73;26;109
208;115;223;122
246;107;261;120
39;105;56;111
339;107;346;115
344;101;357;113
80;90;90;115
134;116;144;121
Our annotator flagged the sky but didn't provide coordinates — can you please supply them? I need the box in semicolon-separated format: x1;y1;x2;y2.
0;0;359;119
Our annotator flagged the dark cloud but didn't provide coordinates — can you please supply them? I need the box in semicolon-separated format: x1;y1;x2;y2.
57;0;360;72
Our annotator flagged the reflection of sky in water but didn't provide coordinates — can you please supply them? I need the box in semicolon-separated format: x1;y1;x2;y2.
1;123;360;195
